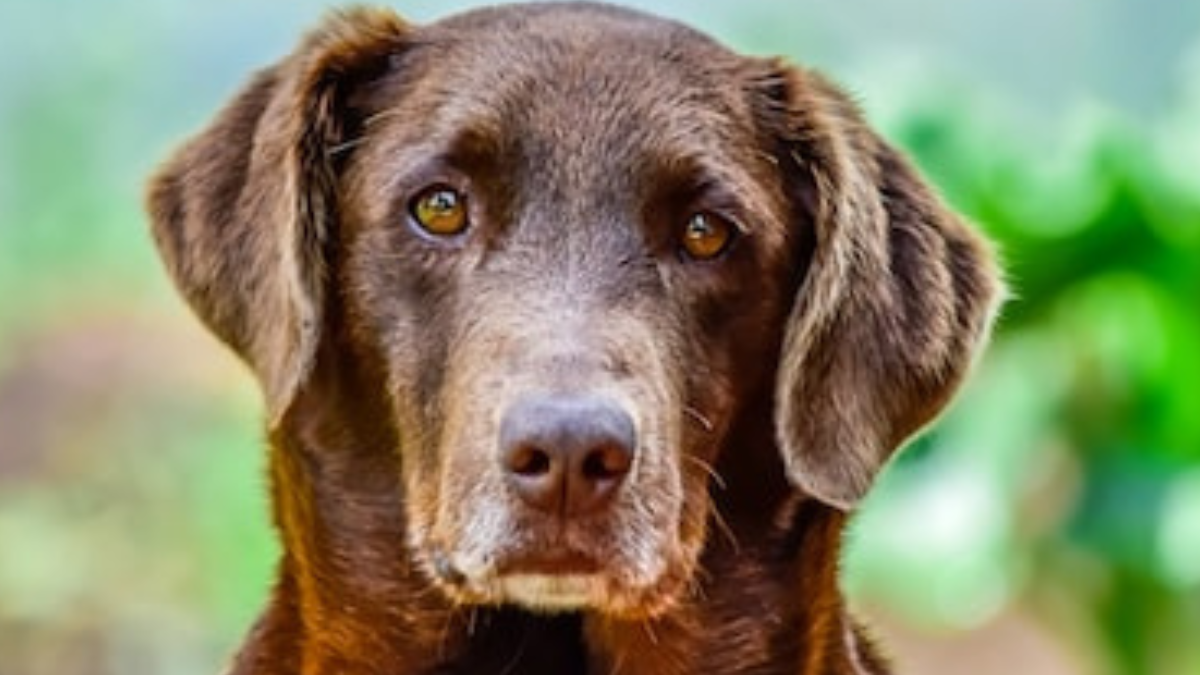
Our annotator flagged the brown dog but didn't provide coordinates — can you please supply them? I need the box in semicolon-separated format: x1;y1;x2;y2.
147;3;1001;673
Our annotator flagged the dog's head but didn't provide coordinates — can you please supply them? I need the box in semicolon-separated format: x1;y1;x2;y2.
148;4;1000;619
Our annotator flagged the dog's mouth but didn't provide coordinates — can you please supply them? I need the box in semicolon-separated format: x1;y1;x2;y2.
496;549;603;577
427;544;685;617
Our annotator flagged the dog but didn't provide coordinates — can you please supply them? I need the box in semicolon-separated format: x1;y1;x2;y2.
146;3;1002;673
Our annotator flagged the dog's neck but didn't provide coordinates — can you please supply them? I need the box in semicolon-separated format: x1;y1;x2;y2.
225;344;877;675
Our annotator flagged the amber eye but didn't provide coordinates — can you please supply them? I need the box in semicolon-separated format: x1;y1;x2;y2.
410;185;468;236
681;211;736;260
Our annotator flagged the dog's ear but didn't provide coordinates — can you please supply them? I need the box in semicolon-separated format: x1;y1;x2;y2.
146;8;408;425
757;64;1003;510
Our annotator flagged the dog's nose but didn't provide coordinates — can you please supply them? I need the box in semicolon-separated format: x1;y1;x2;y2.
499;395;636;517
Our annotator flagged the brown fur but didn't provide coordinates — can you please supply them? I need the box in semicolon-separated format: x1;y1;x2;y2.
146;4;1002;674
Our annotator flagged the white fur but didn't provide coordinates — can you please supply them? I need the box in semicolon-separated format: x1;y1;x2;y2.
498;573;608;611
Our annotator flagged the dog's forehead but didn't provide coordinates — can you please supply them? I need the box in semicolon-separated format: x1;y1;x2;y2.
426;2;732;68
394;4;757;159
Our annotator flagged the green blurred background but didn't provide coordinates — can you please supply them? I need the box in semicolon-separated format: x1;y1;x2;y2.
1;1;1198;673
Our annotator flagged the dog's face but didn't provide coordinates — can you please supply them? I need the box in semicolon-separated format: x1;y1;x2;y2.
148;4;1000;620
339;8;801;616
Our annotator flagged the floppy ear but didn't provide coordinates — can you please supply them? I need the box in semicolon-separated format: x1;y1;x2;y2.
146;8;408;425
761;64;1004;510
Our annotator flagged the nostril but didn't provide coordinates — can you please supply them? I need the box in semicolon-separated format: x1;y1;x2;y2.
508;445;553;477
581;445;632;481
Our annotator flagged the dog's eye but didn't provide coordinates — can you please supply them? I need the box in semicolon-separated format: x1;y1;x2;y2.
410;186;468;236
680;212;736;260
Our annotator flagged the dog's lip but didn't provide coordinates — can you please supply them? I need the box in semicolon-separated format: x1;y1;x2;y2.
496;549;602;577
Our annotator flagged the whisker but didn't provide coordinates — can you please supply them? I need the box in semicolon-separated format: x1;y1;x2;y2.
363;108;407;127
467;605;479;636
640;618;661;646
609;650;627;675
408;578;447;601
686;568;711;605
708;498;741;554
683;405;714;433
497;621;533;675
326;137;367;157
683;454;726;491
435;606;459;661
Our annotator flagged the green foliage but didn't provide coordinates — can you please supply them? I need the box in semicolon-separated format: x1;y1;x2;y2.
847;80;1200;675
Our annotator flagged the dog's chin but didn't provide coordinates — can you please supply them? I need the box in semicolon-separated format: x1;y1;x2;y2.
426;550;690;619
496;573;612;612
488;573;686;619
